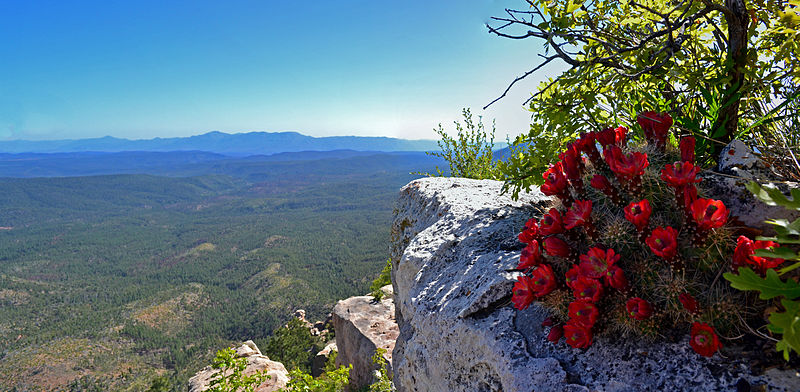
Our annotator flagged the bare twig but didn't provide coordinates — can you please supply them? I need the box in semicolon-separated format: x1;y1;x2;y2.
484;56;559;110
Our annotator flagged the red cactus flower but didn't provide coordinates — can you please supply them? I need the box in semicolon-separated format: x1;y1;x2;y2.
529;264;557;297
624;199;652;232
540;162;569;196
564;321;593;348
559;144;583;181
679;292;700;315
573;131;594;152
541;317;554;327
690;322;722;357
512;275;536;310
565;264;581;289
589;174;622;204
547;325;564;343
572;277;603;303
539;209;564;236
732;235;754;269
543;236;570;258
590;174;612;192
690;198;728;231
518;240;542;270
637;111;673;148
646;226;679;260
661;162;701;189
578;247;620;279
680;136;695;163
626;297;653;320
733;236;785;274
596;126;628;147
576;132;602;164
682;185;698;212
604;146;649;181
606;265;630;291
568;300;599;328
518;218;540;244
564;200;593;230
518;228;536;244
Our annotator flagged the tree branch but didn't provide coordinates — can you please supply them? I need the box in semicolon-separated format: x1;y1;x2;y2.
484;56;559;109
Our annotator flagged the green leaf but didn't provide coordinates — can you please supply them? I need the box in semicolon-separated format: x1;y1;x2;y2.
566;1;581;14
747;182;800;210
757;235;800;244
768;299;800;359
780;262;800;275
765;217;800;236
754;247;800;260
724;267;800;300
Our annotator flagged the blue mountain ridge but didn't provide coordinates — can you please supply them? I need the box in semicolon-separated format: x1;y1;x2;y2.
0;131;440;155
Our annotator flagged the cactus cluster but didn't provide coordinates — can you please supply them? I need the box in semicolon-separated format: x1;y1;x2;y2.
511;112;762;357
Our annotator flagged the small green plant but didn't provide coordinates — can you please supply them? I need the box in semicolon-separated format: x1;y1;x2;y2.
146;375;172;392
724;182;800;360
208;347;269;392
323;350;339;374
370;260;392;301
426;108;500;180
282;364;351;392
368;348;393;392
265;318;324;372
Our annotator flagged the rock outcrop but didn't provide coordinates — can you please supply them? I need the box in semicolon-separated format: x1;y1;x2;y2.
311;341;337;377
333;285;398;390
705;139;800;233
390;177;800;392
188;341;289;392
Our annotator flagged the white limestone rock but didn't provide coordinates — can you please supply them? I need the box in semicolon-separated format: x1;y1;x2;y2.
389;177;798;392
333;294;398;389
188;341;289;392
706;139;800;233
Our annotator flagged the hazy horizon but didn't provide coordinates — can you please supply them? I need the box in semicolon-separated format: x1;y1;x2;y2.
0;129;441;143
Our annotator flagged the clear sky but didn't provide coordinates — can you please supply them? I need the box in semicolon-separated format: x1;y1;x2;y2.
0;1;562;141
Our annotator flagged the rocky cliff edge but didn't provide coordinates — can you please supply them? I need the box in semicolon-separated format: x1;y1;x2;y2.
389;177;799;392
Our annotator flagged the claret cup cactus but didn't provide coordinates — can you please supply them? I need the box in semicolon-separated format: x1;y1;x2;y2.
511;112;774;357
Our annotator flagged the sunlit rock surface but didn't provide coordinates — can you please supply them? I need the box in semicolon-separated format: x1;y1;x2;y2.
188;341;289;392
333;289;398;390
390;177;799;392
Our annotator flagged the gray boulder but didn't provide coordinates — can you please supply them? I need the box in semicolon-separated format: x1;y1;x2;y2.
333;292;397;390
390;177;799;392
311;341;337;377
705;139;800;233
188;341;289;392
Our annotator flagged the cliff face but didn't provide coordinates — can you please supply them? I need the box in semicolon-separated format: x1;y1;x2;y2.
389;177;797;392
333;288;398;389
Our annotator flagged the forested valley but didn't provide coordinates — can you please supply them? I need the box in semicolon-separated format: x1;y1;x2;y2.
0;151;440;391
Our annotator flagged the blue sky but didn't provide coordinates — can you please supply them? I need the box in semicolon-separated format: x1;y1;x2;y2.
0;1;561;141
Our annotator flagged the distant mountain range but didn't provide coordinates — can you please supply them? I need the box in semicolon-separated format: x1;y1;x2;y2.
0;131;440;155
0;150;440;178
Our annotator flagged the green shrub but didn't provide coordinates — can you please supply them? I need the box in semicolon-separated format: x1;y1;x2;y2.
488;1;800;197
282;364;351;392
426;108;500;180
369;260;392;301
264;318;324;372
367;349;392;392
208;347;269;392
